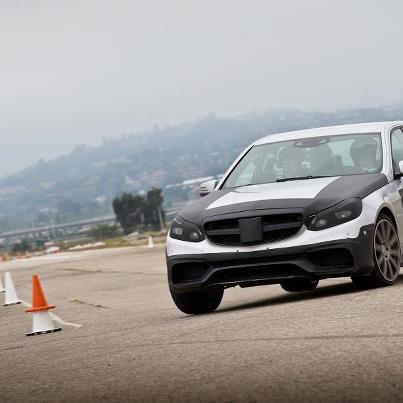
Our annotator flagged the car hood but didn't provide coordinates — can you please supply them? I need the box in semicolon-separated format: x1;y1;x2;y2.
179;173;388;226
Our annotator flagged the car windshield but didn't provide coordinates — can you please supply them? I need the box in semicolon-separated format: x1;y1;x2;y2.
222;132;383;189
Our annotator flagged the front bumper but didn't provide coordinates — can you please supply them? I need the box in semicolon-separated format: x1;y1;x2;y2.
167;224;375;293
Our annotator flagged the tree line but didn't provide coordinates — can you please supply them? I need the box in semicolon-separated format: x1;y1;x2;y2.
112;188;165;234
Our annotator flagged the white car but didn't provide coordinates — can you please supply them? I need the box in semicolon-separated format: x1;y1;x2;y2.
166;122;403;314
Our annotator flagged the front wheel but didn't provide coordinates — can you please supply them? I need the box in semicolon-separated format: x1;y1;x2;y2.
280;278;319;292
169;287;224;314
352;214;401;289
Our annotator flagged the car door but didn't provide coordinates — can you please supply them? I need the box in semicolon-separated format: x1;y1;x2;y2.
390;127;403;237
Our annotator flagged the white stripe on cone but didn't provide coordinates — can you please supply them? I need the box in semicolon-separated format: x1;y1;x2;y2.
4;272;20;306
0;274;5;293
27;311;60;335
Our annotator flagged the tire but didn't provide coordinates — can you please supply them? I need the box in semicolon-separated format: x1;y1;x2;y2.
169;287;224;314
280;278;319;292
351;213;401;289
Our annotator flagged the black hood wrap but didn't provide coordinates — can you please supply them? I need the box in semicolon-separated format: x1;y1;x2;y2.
179;174;388;227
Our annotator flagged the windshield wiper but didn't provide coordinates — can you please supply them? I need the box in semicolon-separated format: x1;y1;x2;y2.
276;175;330;183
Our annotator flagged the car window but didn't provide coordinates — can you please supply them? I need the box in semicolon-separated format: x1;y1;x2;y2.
231;160;256;187
222;132;383;188
391;128;403;174
328;139;354;166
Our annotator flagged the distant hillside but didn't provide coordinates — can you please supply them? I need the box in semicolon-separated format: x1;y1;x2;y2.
1;106;402;233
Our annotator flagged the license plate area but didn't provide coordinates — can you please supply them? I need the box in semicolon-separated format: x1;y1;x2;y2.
239;217;263;243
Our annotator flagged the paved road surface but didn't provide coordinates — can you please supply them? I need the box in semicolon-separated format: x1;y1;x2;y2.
2;246;403;402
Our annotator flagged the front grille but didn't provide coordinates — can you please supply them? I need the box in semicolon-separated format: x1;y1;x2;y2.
204;213;303;246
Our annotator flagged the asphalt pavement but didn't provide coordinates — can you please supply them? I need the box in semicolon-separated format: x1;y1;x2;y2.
2;245;403;402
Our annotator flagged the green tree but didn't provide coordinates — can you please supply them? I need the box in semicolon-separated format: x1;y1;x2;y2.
145;187;165;230
112;188;165;234
12;239;32;253
112;193;145;234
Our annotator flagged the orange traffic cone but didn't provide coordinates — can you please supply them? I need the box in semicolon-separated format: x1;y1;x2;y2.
25;275;61;336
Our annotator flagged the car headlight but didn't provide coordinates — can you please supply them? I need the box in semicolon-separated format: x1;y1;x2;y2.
170;216;205;242
307;198;362;231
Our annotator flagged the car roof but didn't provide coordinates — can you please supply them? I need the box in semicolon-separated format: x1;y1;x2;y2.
254;121;403;145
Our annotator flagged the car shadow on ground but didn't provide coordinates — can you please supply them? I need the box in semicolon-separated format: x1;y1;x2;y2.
216;274;403;314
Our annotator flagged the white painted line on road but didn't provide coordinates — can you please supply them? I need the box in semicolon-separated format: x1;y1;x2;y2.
20;299;82;329
48;312;82;329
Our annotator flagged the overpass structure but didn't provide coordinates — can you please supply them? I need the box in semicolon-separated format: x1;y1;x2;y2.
0;216;116;246
0;203;186;248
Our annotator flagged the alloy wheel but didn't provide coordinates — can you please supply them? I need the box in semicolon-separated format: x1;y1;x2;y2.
374;219;401;282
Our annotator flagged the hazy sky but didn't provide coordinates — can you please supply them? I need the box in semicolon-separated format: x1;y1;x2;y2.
1;0;403;174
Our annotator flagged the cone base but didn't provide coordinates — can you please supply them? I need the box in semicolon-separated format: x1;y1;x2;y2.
4;301;21;306
26;327;62;336
26;304;55;313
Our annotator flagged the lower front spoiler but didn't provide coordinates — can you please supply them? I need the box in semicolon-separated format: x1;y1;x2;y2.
167;225;375;293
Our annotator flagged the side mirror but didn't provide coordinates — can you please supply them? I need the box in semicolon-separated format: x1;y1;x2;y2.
199;180;218;197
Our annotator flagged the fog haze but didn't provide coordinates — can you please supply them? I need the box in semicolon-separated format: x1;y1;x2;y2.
1;0;403;173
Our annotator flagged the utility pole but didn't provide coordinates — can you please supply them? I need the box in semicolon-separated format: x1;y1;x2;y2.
158;207;164;231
